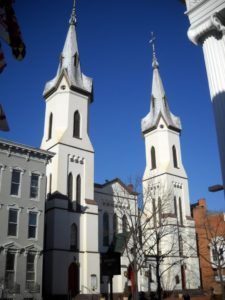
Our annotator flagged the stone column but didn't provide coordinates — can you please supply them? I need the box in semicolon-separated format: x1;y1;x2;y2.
187;9;225;189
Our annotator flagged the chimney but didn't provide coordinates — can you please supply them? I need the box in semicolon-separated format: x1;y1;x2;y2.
127;184;134;193
198;198;206;208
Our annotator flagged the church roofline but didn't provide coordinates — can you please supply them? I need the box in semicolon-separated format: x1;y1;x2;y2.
142;112;181;135
94;177;139;196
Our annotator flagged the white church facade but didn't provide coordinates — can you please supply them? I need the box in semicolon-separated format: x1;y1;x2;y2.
0;2;201;299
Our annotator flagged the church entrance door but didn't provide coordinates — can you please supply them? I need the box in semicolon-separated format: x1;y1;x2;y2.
68;262;79;299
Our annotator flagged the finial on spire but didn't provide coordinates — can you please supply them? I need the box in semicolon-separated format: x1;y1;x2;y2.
70;0;77;25
149;32;159;69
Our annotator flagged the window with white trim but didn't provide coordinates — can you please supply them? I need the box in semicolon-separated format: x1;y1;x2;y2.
10;169;21;196
26;253;35;287
8;209;18;236
30;173;40;199
210;237;225;265
5;252;15;288
28;212;38;239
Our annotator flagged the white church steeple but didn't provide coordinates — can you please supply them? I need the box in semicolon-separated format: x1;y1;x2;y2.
142;36;181;134
142;37;200;291
41;2;100;296
43;0;93;99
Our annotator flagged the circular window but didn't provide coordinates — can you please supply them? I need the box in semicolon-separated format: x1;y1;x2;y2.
60;85;66;90
160;124;164;129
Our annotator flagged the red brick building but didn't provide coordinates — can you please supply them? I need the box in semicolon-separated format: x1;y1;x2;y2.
191;199;225;295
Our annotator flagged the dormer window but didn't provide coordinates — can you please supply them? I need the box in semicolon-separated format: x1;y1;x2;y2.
152;97;155;109
74;53;78;67
73;111;80;138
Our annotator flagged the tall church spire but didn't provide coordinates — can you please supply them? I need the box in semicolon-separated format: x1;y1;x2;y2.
141;35;181;133
43;0;93;99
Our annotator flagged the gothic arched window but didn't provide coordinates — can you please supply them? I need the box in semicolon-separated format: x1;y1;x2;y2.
122;215;128;234
158;197;162;226
68;173;73;200
76;175;81;204
73;111;80;138
113;214;117;237
152;199;156;228
70;223;78;250
179;197;183;226
48;113;53;140
174;196;177;216
151;146;156;170
103;212;109;246
172;145;178;168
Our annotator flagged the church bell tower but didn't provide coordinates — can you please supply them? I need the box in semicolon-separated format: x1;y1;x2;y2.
141;38;200;290
41;2;100;298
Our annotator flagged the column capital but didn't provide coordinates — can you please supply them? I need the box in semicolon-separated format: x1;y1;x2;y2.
188;12;224;45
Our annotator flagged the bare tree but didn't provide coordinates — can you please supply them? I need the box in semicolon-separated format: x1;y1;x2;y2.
113;178;191;300
192;209;225;300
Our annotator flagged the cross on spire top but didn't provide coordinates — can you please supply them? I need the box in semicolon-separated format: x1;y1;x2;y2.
70;0;77;25
149;32;159;69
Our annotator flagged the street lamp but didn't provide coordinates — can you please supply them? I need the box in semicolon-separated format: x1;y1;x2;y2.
208;185;224;192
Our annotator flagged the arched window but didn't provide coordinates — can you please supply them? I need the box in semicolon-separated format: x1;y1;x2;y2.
68;173;73;200
48;113;53;140
73;111;80;138
152;199;156;228
70;223;78;250
113;214;117;237
76;175;81;205
179;197;183;226
122;215;128;234
103;212;109;246
172;145;178;168
151;146;156;170
179;234;183;256
174;196;177;216
158;197;162;226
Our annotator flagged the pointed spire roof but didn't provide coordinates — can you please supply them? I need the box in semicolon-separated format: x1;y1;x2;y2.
43;1;93;100
141;35;181;133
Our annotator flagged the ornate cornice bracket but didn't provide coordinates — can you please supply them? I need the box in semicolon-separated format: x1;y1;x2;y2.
187;12;224;45
211;13;225;33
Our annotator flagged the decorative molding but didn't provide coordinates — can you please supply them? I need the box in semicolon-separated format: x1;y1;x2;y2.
186;0;204;11
69;154;85;164
188;12;224;45
9;166;25;175
211;13;225;33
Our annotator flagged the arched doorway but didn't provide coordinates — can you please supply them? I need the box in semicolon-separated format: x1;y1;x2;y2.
68;262;79;298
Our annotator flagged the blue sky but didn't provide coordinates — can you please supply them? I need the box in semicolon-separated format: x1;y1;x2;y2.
0;0;224;210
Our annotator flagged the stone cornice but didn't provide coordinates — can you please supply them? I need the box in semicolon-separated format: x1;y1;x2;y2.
0;138;54;162
185;0;206;13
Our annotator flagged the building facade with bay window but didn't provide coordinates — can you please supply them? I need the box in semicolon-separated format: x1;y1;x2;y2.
0;139;53;300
